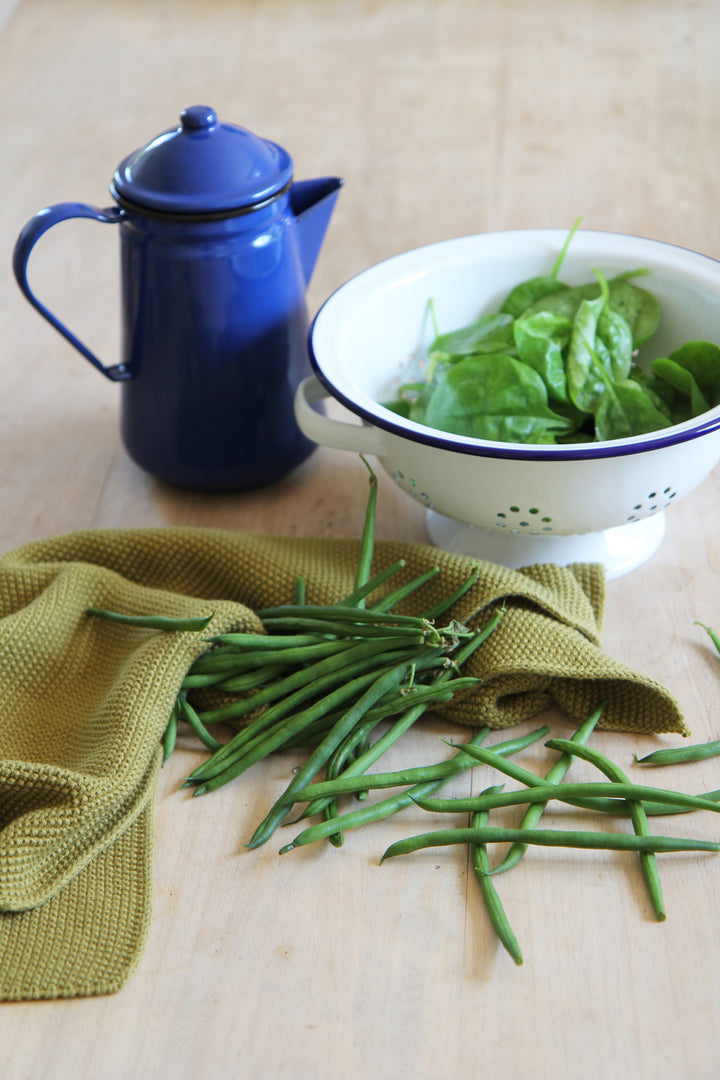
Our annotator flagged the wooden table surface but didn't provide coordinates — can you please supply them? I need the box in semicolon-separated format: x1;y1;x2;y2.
2;2;720;1077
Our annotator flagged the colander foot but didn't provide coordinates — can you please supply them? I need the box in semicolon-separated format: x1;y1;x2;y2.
425;510;667;579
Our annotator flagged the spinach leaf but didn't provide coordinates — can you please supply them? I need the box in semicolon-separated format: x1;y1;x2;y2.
594;378;673;442
665;341;720;408
520;281;594;321
498;217;580;318
522;273;660;348
381;397;413;419
428;312;515;363
500;277;568;319
629;367;676;420
605;274;660;346
513;311;573;403
381;380;435;424
597;302;634;381
556;428;595;443
566;275;610;413
422;353;576;443
649;356;711;418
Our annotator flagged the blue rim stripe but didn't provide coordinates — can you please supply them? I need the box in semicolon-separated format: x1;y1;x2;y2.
306;356;720;460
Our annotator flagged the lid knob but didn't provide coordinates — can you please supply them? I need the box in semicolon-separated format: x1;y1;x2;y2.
180;105;218;131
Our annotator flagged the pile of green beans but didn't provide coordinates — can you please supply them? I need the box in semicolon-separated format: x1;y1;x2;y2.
170;463;498;852
87;472;720;970
88;459;502;851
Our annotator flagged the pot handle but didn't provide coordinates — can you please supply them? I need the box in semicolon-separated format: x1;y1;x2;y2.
294;376;385;456
12;202;132;382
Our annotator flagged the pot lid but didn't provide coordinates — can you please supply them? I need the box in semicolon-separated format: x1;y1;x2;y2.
110;106;294;216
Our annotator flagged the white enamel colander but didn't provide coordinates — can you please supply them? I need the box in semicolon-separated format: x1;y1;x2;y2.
295;230;720;578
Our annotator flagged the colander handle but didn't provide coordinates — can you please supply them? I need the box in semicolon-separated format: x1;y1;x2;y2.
294;376;385;456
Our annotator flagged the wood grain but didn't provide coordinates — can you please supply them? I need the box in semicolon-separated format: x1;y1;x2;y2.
2;2;720;1078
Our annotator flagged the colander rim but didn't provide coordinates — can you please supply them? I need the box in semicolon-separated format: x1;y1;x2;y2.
309;228;720;461
307;362;720;460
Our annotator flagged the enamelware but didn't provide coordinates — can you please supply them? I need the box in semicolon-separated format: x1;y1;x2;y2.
14;106;341;490
296;229;720;577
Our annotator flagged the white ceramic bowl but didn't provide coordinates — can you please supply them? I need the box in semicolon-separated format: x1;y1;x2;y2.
295;229;720;577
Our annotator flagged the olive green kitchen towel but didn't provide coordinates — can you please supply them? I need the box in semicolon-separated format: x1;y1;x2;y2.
0;527;686;1001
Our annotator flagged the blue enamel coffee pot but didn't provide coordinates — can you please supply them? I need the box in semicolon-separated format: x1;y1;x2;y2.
13;106;342;491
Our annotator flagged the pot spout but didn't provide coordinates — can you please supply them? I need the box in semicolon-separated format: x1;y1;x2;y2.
289;177;343;285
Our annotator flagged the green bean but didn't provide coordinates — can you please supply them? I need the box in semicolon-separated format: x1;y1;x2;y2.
442;740;555;789
207;632;330;649
563;788;720;816
303;605;496;765
696;621;720;657
278;726;550;854
421;565;480;621
182;672;236;690
258;617;438;641
352;731;372;797
87;607;214;631
370;566;441;614
546;737;667;920
325;719;377;789
380;827;720;863
345;680;471;714
339;559;407;608
442;603;504;656
322;729;369;846
256;605;434;629
492;705;603;876
177;694;222;752
324;796;344;846
189;645;266;673
351;454;378;608
295;576;306;605
280;714;339;751
412;781;720;817
247;658;416;849
635;738;720;766
182;663;286;691
445;726;555;769
162;701;179;764
470;787;523;966
192;637;362;677
321;732;350;845
191;652;418;773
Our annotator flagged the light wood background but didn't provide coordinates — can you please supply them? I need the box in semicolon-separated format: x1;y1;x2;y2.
2;2;720;1078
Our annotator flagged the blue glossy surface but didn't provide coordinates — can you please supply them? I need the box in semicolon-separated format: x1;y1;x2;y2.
12;109;342;491
111;107;294;216
117;197;327;490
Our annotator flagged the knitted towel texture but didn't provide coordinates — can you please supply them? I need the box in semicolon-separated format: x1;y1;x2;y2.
0;527;686;1002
